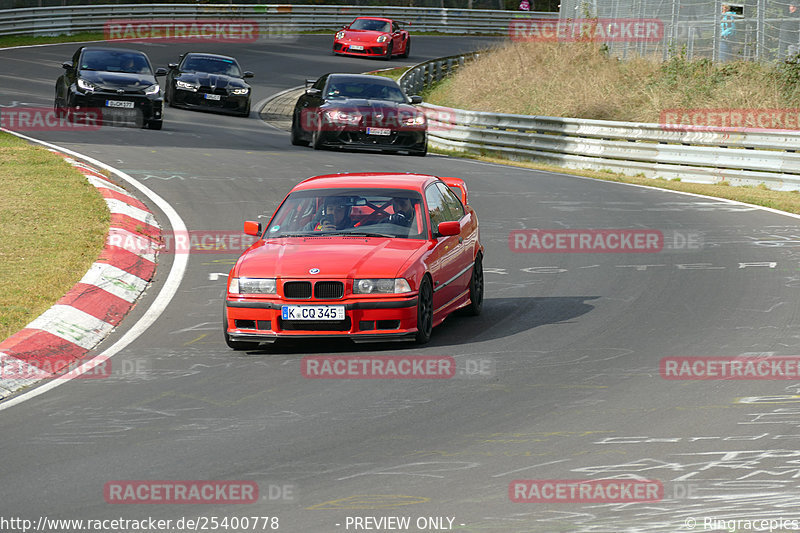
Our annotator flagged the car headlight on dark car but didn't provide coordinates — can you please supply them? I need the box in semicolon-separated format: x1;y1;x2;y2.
144;84;160;96
353;278;412;294
176;80;199;92
229;277;277;295
377;35;389;43
231;87;249;95
324;110;361;125
77;78;97;93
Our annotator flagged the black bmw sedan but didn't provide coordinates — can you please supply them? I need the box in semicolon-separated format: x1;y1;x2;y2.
165;53;253;117
55;46;166;130
291;73;427;156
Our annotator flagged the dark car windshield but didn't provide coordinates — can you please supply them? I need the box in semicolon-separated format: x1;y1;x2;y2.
181;56;242;77
325;80;407;103
81;50;152;75
349;19;391;32
265;189;426;240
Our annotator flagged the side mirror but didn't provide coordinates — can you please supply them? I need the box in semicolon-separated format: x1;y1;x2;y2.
154;67;167;77
409;95;423;105
62;61;72;70
243;71;254;78
436;221;460;237
243;221;262;236
168;63;178;69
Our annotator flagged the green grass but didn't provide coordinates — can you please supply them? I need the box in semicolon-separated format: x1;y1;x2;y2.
0;133;109;341
363;67;411;80
0;32;107;49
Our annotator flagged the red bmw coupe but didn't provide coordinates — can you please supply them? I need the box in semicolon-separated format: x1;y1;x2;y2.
333;17;411;60
223;173;483;350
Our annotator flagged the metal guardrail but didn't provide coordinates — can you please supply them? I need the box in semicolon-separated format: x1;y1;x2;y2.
399;53;800;191
0;4;557;38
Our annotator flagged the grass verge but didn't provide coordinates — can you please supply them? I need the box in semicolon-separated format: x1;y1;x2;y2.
0;133;109;341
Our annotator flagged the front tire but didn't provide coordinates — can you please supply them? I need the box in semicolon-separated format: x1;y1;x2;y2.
415;276;433;344
146;120;163;130
383;42;393;61
291;114;309;146
311;126;325;150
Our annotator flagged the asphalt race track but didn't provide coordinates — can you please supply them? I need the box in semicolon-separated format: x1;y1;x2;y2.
2;35;800;533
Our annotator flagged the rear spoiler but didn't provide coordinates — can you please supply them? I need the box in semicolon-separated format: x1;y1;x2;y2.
441;177;468;205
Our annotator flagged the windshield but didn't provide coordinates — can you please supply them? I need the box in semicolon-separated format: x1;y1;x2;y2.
325;80;408;103
349;19;391;32
181;56;242;77
265;189;426;240
81;50;152;75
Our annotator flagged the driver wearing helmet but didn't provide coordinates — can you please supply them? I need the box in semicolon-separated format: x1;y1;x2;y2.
306;196;354;231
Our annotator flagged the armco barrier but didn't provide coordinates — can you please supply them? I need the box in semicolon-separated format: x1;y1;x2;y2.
399;54;800;191
0;4;557;38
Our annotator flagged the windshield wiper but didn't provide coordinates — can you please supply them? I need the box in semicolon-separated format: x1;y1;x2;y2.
330;231;396;238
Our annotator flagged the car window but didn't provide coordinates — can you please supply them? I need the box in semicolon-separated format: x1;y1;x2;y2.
351;19;391;32
181;56;242;77
313;75;328;91
325;80;407;103
436;182;465;221
266;189;426;239
425;184;452;230
81;50;152;74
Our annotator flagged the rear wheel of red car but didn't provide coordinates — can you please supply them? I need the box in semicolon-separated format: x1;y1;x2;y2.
415;276;433;344
400;37;411;58
459;253;484;316
383;42;393;61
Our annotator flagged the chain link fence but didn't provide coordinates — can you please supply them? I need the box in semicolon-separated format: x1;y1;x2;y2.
557;0;800;62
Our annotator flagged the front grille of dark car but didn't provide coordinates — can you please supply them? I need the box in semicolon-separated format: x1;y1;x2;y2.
198;87;227;96
314;281;344;300
280;317;351;331
283;281;312;299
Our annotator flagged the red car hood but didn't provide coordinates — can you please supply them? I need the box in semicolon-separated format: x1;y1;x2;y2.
236;237;427;279
340;29;385;42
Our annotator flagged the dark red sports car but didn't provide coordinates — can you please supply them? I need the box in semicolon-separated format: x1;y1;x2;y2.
223;173;483;350
333;17;411;60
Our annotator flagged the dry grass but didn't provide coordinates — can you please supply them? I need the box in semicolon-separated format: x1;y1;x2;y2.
0;134;109;341
426;41;796;123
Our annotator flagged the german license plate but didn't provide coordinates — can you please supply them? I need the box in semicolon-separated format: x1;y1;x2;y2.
350;45;364;51
367;127;391;136
204;93;221;100
106;100;134;108
281;305;345;321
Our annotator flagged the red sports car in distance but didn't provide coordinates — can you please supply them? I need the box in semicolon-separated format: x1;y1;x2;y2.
224;173;484;350
333;17;411;60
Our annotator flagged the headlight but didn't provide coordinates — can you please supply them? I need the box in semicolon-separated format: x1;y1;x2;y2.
403;115;426;126
231;87;249;95
229;277;276;295
324;110;360;125
377;35;389;43
353;278;412;294
176;80;198;91
144;84;160;96
336;31;345;39
77;78;96;93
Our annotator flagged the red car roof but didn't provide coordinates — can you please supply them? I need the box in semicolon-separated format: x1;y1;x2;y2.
294;172;441;192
